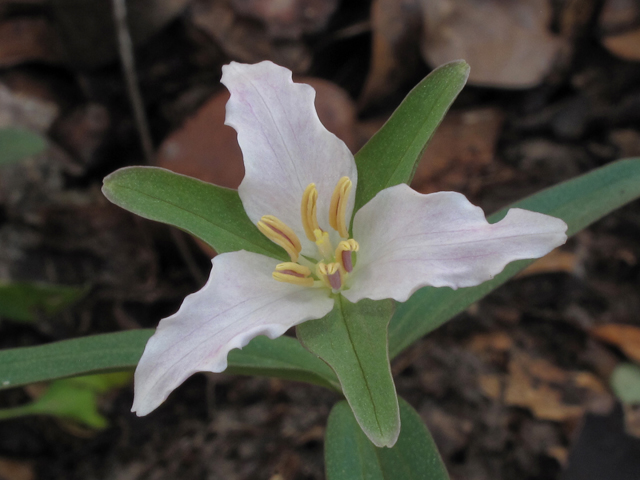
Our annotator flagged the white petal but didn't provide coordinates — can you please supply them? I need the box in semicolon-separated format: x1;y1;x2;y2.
132;250;334;416
344;184;568;303
221;61;357;254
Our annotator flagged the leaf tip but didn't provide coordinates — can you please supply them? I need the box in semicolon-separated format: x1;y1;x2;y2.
446;59;471;80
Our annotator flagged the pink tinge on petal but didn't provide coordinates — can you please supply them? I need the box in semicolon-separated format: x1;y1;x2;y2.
221;61;357;257
344;184;568;303
131;251;334;416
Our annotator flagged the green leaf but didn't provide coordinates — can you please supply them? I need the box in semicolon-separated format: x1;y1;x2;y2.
353;61;470;213
325;398;449;480
0;282;87;323
0;330;150;389
0;372;132;429
389;157;640;358
0;128;47;166
297;296;399;447
0;330;339;392
63;371;132;394
611;363;640;405
227;335;340;391
102;167;285;259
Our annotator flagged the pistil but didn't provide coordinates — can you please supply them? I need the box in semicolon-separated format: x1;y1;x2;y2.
316;262;342;290
314;229;334;261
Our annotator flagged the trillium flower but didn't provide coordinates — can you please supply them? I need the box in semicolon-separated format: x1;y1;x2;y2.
132;61;568;416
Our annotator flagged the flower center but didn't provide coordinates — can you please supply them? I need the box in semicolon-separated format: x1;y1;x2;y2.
258;176;360;291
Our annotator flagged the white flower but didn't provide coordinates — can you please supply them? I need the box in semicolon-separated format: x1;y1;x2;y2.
132;61;567;415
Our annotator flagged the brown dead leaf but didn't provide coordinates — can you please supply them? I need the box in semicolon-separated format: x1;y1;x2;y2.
468;332;513;358
517;250;577;278
599;0;640;61
591;324;640;363
0;17;61;67
230;0;338;39
525;356;575;384
302;77;358;152
602;30;640;61
479;374;502;400
156;78;356;188
156;89;244;189
470;332;511;399
411;108;504;193
547;445;569;465
418;0;567;87
0;458;35;480
480;358;610;418
505;352;608;422
190;0;311;73
359;0;422;109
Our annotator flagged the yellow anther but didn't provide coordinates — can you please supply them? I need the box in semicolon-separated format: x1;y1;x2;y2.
314;229;334;261
316;262;342;290
329;176;353;238
301;183;320;241
257;215;302;262
335;239;359;273
273;262;314;287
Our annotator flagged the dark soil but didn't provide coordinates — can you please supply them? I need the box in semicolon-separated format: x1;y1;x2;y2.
1;1;640;479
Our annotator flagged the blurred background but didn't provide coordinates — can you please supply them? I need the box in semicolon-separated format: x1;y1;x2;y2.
1;0;640;479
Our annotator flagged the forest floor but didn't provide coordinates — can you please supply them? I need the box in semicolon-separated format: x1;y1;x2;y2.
1;1;640;479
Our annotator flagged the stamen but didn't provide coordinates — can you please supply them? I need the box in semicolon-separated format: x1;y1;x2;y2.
329;176;353;238
314;228;334;261
301;183;320;241
317;262;342;290
335;239;359;273
257;215;302;262
273;262;314;287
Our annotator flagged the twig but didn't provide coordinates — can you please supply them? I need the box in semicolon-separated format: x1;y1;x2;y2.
112;0;155;164
170;228;207;286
